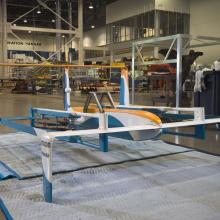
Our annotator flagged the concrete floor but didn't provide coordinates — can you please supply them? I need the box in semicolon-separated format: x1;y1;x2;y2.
0;92;219;154
0;211;6;220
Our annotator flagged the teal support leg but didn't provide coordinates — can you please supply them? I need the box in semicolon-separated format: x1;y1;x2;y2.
99;133;108;152
61;136;80;143
30;107;35;127
195;124;206;139
43;173;52;203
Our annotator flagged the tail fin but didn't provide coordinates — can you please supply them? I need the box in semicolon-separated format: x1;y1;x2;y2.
119;68;130;105
63;68;72;111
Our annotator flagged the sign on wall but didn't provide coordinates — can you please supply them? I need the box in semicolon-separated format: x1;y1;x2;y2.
7;34;56;52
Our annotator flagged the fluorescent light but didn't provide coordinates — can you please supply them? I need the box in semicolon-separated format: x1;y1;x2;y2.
89;2;93;9
24;19;27;23
91;25;95;29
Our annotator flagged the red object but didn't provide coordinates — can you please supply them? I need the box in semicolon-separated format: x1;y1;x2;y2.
147;64;176;74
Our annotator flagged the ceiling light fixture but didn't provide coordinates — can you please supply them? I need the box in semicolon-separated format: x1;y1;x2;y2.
91;25;95;29
37;10;41;14
89;2;94;9
51;19;55;23
23;19;27;23
62;35;65;38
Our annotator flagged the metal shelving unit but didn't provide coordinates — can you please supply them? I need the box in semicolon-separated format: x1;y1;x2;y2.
131;34;220;107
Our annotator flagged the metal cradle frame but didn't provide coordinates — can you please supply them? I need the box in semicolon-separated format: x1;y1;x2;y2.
1;105;220;203
37;107;220;203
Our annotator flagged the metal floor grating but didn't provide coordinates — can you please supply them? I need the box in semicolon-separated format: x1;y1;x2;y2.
0;132;191;179
0;151;220;220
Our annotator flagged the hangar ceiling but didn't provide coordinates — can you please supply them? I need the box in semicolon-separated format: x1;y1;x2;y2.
7;0;117;31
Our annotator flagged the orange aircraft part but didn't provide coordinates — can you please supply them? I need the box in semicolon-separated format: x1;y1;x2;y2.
74;107;162;125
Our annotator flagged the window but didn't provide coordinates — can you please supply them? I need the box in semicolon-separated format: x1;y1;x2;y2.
106;10;190;44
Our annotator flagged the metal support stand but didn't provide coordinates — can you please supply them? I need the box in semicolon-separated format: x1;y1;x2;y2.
43;173;52;203
30;107;35;127
195;125;206;139
99;113;109;152
99;134;108;152
194;107;206;139
37;132;53;203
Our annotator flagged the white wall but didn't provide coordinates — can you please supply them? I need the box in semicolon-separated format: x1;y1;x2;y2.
7;33;56;52
190;0;220;65
7;27;106;54
155;0;189;13
106;0;189;24
72;26;106;49
106;0;155;24
83;26;106;47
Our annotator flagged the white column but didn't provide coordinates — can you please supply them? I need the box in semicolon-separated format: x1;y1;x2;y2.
68;0;73;63
0;0;8;78
103;49;106;61
176;35;183;107
56;0;61;61
131;44;135;104
78;0;84;64
110;50;114;64
154;10;160;58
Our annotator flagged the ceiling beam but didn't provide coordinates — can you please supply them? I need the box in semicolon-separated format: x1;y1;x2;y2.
9;24;78;35
7;3;35;8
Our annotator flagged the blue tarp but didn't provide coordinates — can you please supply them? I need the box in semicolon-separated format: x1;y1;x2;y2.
0;162;18;180
0;198;14;220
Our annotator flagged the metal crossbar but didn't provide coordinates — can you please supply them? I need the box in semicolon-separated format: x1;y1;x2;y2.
83;92;116;113
47;118;220;139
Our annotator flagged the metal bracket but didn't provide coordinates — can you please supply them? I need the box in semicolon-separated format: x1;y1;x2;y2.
83;92;116;113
